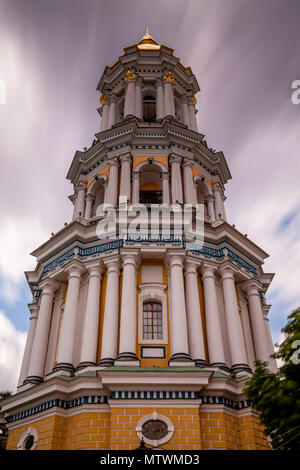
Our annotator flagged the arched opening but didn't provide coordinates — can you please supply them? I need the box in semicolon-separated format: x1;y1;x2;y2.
143;95;156;122
174;96;183;123
195;178;211;217
87;177;107;218
139;162;162;204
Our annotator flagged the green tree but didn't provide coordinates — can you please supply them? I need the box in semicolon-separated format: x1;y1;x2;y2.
244;307;300;450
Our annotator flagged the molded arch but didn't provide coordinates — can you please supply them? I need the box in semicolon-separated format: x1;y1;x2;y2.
87;174;108;195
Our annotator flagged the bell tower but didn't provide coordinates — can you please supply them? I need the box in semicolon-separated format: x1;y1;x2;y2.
2;29;276;451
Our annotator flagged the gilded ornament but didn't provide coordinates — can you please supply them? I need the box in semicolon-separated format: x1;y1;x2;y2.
163;71;174;83
100;95;106;105
192;97;197;106
124;70;136;82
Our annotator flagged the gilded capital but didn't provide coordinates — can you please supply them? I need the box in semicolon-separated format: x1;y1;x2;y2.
124;70;136;82
163;71;174;83
100;95;107;106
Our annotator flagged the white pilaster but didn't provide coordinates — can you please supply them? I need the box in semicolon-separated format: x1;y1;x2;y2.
219;266;250;373
100;256;121;366
184;260;207;366
188;98;198;132
182;159;196;205
168;252;193;364
108;94;117;129
163;81;175;119
169;154;183;204
116;251;140;364
25;279;59;384
105;158;119;207
77;261;104;370
205;194;216;222
54;262;85;373
135;78;143;120
119;154;132;203
155;79;164;121
181;96;190;128
244;281;273;366
124;81;136;119
213;182;227;221
132;171;140;204
84;193;95;219
18;303;39;387
161;172;170;205
73;180;87;219
100;98;110;132
201;263;228;370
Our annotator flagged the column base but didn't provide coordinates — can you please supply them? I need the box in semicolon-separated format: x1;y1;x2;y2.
195;359;209;368
115;352;139;362
23;375;43;385
231;363;252;374
98;358;115;367
52;362;75;374
76;361;96;371
209;362;231;373
169;352;193;363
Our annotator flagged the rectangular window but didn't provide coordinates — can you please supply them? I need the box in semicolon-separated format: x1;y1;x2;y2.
143;301;163;340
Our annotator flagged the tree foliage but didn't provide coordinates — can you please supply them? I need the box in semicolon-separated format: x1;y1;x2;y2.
244;307;300;450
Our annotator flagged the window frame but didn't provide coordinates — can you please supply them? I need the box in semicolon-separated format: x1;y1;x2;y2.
138;283;168;345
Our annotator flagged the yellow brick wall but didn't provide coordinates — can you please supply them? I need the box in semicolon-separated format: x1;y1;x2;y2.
199;411;269;450
109;407;201;451
6;407;269;451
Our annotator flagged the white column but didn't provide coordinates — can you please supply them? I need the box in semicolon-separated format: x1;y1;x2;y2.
100;256;121;366
18;303;39;386
184;260;207;366
73;180;87;219
124;81;136;119
135;78;143;120
119;154;132;203
132;171;140;204
116;251;139;363
105;158;119;207
161;172;170;205
182;159;196;205
219;266;250;373
84;193;95;219
25;279;59;384
263;307;278;373
168;253;192;363
205;194;216;222
213;182;227;221
108;94;117;129
244;282;273;366
100;98;110;132
188;98;198;132
181;96;190;128
238;295;256;368
201;263;228;369
170;155;183;204
54;262;85;373
163;81;175;119
156;79;164;121
77;261;104;370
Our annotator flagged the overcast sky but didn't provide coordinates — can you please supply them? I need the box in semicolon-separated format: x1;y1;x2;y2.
0;0;299;391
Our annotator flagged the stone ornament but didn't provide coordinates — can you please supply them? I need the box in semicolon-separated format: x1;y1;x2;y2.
124;70;136;82
163;71;174;83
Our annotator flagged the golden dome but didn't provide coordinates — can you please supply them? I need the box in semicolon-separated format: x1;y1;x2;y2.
138;26;161;50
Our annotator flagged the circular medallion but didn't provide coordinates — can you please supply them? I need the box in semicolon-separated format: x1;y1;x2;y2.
142;419;168;440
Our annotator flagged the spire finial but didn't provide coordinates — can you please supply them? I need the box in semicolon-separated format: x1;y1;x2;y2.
145;25;149;35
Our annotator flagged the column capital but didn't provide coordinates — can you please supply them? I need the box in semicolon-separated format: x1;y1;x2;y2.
108;157;119;167
65;260;85;278
218;264;236;281
28;303;39;318
161;171;170;181
104;254;121;273
155;77;163;87
169;154;182;165
119;153;132;164
85;259;104;277
39;278;60;295
108;93;118;104
184;258;201;276
205;193;215;202
132;171;141;180
85;192;95;202
201;262;218;279
120;249;140;267
212;181;223;193
182;158;193;169
242;280;262;297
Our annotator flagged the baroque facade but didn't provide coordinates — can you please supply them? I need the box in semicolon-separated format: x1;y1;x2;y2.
3;30;276;450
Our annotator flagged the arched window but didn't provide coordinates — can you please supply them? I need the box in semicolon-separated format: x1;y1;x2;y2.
143;301;163;340
143;95;156;122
